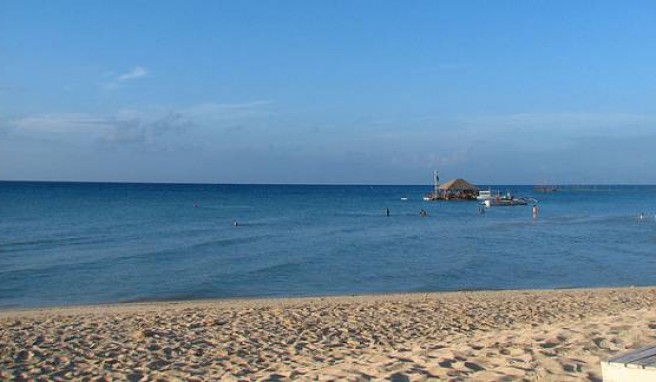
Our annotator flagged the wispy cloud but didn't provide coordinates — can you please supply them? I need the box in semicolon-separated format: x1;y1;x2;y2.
9;100;272;134
459;112;656;136
6;100;273;150
11;113;111;133
117;66;148;81
102;66;149;90
100;111;192;145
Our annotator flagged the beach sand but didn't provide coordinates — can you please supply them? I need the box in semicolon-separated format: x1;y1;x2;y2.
2;287;656;381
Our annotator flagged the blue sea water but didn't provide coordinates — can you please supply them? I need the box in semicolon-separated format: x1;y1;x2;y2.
1;181;656;309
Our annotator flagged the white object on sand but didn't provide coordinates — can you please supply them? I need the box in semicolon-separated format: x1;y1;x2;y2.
602;345;656;382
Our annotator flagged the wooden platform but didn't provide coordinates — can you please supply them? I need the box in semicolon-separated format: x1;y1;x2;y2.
602;345;656;382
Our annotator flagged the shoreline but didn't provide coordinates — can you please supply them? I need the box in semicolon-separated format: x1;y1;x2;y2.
2;286;656;380
1;285;650;315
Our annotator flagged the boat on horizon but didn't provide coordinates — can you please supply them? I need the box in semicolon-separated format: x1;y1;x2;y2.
534;184;560;193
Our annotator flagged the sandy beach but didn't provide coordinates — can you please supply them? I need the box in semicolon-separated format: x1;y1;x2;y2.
2;287;656;381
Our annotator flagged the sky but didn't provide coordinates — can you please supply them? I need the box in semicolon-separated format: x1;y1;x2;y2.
2;1;656;185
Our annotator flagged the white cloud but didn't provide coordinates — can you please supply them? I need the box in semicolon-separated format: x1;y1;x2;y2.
100;111;192;145
459;112;656;136
11;113;111;133
6;105;656;184
101;66;149;90
9;100;273;137
117;66;148;81
6;100;274;150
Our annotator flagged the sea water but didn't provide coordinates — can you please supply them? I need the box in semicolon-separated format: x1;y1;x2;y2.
1;181;656;309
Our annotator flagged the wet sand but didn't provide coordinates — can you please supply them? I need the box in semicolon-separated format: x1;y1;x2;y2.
2;287;656;381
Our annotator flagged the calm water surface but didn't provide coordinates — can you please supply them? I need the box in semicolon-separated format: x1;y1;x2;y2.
1;182;656;308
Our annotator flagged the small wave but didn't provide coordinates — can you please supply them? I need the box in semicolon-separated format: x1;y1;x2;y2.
120;292;208;304
1;236;110;252
246;261;303;278
185;234;277;253
93;233;278;265
1;233;276;276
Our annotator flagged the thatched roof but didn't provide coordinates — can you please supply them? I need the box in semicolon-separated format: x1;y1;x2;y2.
438;178;479;191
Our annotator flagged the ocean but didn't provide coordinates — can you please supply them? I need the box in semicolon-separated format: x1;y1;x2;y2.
1;181;655;309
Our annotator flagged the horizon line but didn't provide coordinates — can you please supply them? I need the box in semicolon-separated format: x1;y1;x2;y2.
2;179;656;187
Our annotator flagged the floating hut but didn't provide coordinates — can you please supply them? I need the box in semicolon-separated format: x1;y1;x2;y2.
424;178;479;201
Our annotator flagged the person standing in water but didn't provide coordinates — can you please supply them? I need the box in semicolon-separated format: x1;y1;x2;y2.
386;208;390;216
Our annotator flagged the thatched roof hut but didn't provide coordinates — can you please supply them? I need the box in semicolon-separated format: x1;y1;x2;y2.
438;178;479;191
424;176;479;201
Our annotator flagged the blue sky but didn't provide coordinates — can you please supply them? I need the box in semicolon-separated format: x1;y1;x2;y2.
2;1;656;184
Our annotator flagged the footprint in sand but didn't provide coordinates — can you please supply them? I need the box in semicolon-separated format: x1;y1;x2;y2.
389;372;410;382
464;361;486;371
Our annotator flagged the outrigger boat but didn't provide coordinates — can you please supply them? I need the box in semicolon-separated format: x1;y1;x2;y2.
476;189;500;201
479;192;538;207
